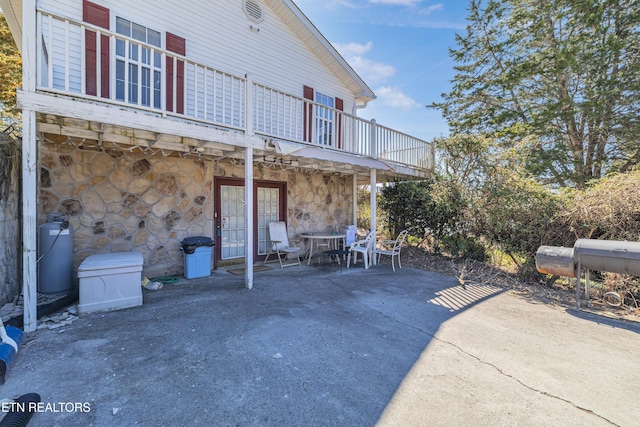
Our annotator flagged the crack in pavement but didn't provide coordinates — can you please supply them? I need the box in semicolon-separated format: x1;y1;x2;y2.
336;283;621;426
430;335;619;426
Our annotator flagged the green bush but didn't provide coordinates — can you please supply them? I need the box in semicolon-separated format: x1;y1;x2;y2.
379;178;468;251
471;172;560;268
439;233;487;261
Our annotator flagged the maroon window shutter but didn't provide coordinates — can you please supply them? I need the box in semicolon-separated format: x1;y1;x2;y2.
303;85;314;143
166;32;186;114
335;97;344;149
83;0;110;98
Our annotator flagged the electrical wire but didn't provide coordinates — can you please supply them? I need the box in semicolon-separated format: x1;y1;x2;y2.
35;221;69;264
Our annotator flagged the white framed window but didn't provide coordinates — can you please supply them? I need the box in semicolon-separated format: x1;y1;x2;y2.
115;17;162;108
315;92;334;146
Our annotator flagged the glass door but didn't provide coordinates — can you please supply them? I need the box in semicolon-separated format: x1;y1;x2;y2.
220;185;246;260
214;178;286;265
257;187;280;255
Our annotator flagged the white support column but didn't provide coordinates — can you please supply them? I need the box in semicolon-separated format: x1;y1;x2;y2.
370;169;377;266
352;174;357;226
22;0;38;332
244;148;254;290
245;73;254;137
370;119;378;265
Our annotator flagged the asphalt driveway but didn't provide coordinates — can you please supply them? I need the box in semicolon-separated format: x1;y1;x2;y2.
1;262;639;426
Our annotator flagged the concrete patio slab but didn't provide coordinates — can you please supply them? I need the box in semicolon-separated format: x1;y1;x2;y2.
1;263;638;426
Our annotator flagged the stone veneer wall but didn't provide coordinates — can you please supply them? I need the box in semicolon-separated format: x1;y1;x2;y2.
40;137;214;279
40;137;353;276
0;134;21;305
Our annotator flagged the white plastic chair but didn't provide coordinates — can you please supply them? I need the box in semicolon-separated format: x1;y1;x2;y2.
264;221;301;268
373;230;408;272
347;231;375;269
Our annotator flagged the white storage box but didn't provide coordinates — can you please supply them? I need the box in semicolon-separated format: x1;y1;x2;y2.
77;252;143;314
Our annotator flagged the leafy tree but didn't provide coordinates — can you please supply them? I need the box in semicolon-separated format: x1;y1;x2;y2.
433;0;640;188
379;179;467;250
0;13;21;127
434;133;496;192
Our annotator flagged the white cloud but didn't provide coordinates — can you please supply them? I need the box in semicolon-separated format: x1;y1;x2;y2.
420;3;443;15
334;41;373;57
375;86;422;111
333;41;396;85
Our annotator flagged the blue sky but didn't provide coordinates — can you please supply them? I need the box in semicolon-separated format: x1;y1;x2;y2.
294;0;471;142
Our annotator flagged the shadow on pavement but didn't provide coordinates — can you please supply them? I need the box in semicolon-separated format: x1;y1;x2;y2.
2;264;505;426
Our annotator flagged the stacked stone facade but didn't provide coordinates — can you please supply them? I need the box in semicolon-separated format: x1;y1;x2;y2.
39;137;353;278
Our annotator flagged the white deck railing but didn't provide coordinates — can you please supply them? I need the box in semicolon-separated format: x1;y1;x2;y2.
36;10;433;172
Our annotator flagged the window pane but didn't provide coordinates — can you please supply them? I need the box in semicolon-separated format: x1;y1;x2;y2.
132;23;146;42
142;67;150;106
148;29;161;47
129;43;138;61
142;47;150;65
129;63;138;103
154;70;161;109
116;60;125;101
116;39;125;57
153;51;161;69
116;17;130;36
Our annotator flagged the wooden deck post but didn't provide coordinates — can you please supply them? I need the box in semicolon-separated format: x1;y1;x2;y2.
352;174;357;226
245;147;254;289
22;0;38;332
370;119;377;265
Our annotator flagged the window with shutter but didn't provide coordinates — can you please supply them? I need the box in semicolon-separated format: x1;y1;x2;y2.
303;85;344;147
315;92;334;146
114;18;162;108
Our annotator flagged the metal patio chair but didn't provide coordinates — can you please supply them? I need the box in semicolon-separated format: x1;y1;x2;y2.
264;221;301;268
373;230;408;272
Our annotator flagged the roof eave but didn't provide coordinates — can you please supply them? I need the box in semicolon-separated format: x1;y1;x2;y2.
273;0;375;101
0;0;23;51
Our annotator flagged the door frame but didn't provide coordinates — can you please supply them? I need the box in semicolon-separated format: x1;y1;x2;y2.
213;177;287;266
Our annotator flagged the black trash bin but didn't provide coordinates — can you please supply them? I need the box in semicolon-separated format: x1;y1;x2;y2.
180;236;214;279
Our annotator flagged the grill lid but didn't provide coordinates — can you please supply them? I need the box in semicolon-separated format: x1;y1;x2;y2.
574;239;640;261
574;239;640;276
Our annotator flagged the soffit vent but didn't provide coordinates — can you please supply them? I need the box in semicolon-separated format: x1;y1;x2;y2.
244;0;264;23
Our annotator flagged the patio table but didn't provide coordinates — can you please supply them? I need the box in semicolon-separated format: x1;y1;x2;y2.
301;232;346;265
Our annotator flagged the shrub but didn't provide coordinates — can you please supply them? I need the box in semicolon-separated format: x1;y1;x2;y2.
544;169;640;246
379;178;468;250
471;172;560;269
